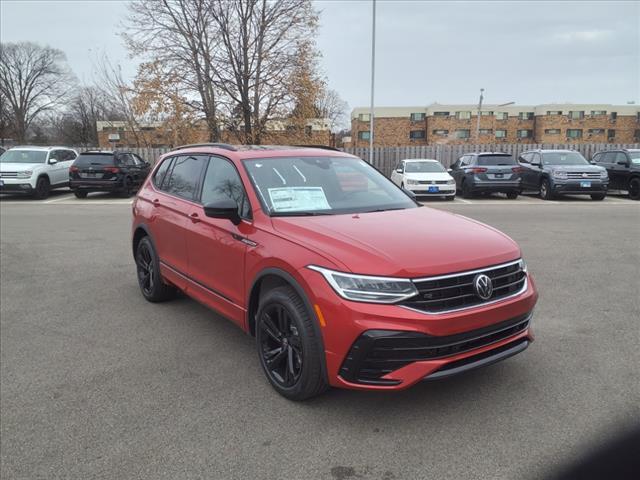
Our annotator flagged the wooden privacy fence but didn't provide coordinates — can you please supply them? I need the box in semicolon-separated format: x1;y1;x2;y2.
344;143;640;177
74;143;640;176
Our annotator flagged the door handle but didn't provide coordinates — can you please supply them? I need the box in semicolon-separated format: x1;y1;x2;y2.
189;212;200;223
152;198;161;207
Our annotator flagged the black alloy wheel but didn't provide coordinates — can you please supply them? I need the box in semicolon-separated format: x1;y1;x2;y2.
628;177;640;200
540;178;553;200
135;236;175;302
259;304;303;388
74;190;88;199
33;177;50;200
506;191;519;199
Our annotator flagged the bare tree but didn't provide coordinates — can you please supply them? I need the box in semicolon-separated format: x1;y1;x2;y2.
316;88;348;132
0;42;75;142
211;0;319;144
123;0;221;141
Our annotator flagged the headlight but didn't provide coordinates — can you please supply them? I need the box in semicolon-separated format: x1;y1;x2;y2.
520;258;528;273
600;170;608;179
405;179;418;185
447;179;455;185
552;170;568;179
307;265;418;303
16;171;33;178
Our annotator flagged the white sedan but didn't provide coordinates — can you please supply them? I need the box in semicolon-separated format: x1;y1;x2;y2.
390;159;456;200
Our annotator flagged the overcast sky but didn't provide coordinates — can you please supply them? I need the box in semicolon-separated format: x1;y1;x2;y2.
1;0;638;111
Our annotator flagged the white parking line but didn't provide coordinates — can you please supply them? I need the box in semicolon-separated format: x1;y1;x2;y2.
43;194;76;204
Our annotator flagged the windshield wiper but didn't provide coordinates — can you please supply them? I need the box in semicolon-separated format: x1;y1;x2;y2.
362;207;407;213
271;211;334;217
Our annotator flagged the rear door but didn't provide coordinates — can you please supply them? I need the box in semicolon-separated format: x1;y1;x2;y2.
609;152;629;190
183;156;252;325
150;154;207;278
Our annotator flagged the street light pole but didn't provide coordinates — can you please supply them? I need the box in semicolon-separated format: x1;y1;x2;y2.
368;0;376;163
476;88;484;141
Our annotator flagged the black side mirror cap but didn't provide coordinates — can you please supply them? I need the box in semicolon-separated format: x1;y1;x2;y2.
203;199;241;225
617;160;629;166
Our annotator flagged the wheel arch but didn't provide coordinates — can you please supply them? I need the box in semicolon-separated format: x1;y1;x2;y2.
132;223;153;259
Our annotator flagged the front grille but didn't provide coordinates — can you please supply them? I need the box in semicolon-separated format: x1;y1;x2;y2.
401;260;526;314
339;313;531;385
565;172;601;179
417;180;450;185
0;172;18;178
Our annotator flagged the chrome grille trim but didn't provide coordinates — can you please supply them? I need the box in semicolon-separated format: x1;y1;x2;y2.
565;172;601;179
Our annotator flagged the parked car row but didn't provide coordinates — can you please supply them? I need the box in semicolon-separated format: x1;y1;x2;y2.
391;148;640;201
0;146;151;199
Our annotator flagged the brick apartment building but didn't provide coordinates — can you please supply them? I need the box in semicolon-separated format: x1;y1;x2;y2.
96;119;333;149
349;104;640;147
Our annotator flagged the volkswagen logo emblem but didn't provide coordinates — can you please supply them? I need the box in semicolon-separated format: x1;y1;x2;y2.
473;274;493;300
582;172;588;178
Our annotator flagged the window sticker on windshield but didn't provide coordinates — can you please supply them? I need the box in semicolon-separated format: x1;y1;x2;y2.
268;187;331;212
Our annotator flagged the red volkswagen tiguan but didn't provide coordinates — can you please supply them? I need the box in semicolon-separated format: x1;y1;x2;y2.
132;144;538;400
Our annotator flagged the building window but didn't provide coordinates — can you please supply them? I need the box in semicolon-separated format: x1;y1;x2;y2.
591;110;606;116
305;125;313;137
495;129;507;138
635;129;640;141
588;129;605;135
569;111;584;120
456;111;471;120
479;129;493;135
607;129;616;139
409;130;426;139
547;111;562;116
455;129;471;139
479;111;493;116
495;112;508;120
433;111;450;117
358;113;370;122
544;129;561;135
566;129;583;139
358;131;370;140
519;112;534;120
610;112;618;121
410;113;425;122
432;129;449;136
517;129;533;138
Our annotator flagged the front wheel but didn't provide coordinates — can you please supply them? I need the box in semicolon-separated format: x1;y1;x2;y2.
33;177;50;200
591;193;606;201
540;178;554;200
506;191;519;200
256;286;328;401
135;236;176;302
74;190;88;199
628;177;640;200
445;195;455;201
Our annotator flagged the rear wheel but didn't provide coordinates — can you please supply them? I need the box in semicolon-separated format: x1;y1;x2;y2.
256;286;328;401
119;177;133;198
33;177;50;200
540;178;554;200
506;191;519;199
628;177;640;200
462;181;473;199
591;193;606;201
135;236;176;302
74;190;88;199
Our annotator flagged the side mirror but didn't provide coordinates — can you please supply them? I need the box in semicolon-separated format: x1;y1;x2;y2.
48;158;58;165
203;199;241;225
396;168;403;173
447;168;453;174
402;188;416;199
617;160;629;166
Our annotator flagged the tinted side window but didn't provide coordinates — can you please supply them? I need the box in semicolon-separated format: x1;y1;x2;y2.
602;152;616;163
592;153;603;163
49;150;64;161
520;153;531;163
152;157;174;189
201;157;251;218
64;150;77;161
163;155;205;200
614;152;629;165
121;154;135;166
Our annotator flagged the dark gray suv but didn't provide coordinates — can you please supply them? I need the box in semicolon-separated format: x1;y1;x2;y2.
519;149;608;200
449;152;522;199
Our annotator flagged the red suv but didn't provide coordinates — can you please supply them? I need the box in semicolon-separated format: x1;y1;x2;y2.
132;144;538;400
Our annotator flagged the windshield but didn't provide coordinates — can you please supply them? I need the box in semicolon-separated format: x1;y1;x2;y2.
629;152;640;164
404;161;445;173
477;155;516;166
542;152;588;165
74;154;116;166
243;156;417;216
0;150;47;164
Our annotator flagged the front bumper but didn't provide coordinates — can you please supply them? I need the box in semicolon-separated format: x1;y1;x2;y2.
406;184;456;196
0;178;35;193
552;179;608;195
300;267;538;391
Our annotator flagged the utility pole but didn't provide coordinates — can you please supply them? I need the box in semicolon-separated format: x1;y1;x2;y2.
369;0;376;163
476;88;484;141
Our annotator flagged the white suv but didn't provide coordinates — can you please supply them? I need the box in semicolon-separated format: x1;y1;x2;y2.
0;146;78;199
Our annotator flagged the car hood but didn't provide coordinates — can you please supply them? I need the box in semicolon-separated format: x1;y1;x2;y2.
545;164;605;173
404;172;452;181
0;162;42;171
272;207;521;277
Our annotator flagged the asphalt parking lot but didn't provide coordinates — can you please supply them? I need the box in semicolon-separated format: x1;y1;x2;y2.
1;191;639;480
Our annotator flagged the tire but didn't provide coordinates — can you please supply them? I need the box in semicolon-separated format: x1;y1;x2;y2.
590;193;606;201
445;195;455;201
506;191;518;200
135;236;176;302
74;190;88;199
33;176;50;200
119;177;133;198
540;178;554;200
462;180;473;199
256;286;328;401
628;177;640;200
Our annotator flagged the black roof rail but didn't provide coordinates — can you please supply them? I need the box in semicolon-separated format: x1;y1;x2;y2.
292;144;340;151
174;143;237;151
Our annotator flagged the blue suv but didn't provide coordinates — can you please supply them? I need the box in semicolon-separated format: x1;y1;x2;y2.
518;150;608;200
